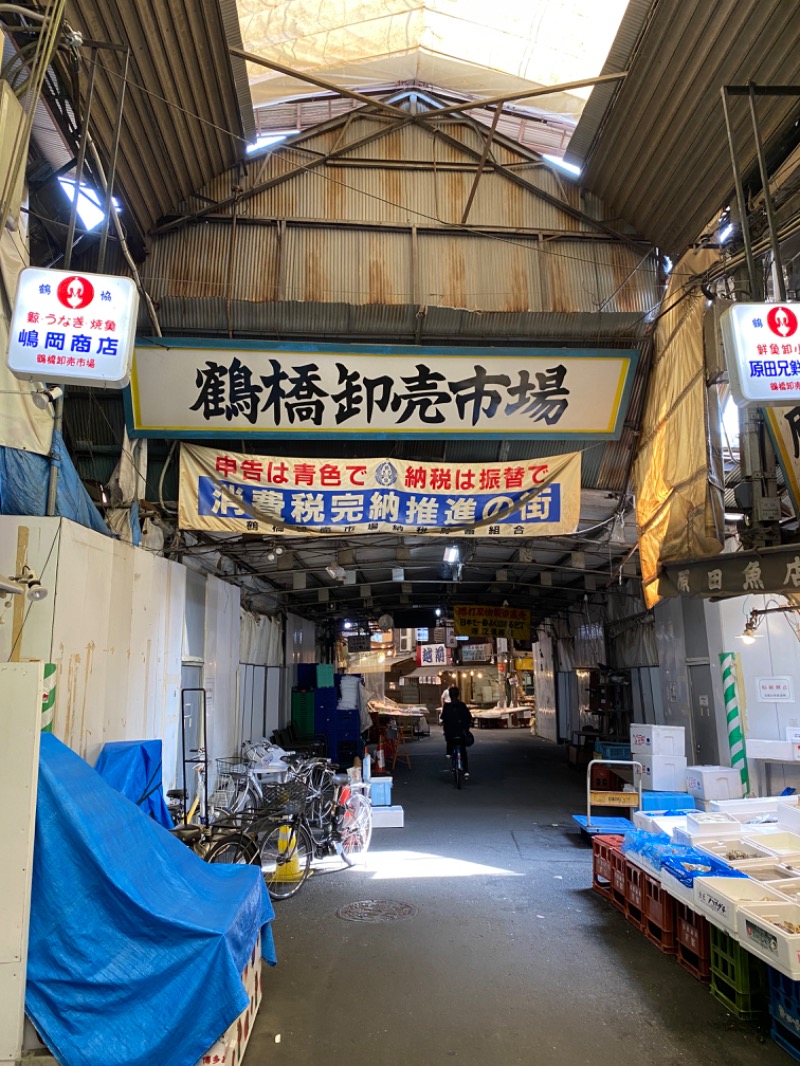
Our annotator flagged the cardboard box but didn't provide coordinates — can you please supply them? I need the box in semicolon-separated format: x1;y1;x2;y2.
637;754;687;791
685;765;744;801
197;934;261;1066
629;724;686;757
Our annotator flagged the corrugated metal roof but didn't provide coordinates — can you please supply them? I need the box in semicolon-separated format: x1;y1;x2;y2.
573;0;800;256
38;1;253;240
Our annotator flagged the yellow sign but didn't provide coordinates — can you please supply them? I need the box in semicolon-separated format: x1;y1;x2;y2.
453;604;531;641
590;791;640;807
514;657;534;672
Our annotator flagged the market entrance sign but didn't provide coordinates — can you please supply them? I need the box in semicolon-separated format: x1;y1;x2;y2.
721;302;800;405
128;339;637;439
453;605;531;641
660;546;800;599
178;444;581;537
7;267;138;388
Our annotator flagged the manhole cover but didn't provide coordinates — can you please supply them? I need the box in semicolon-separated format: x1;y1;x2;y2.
337;899;418;923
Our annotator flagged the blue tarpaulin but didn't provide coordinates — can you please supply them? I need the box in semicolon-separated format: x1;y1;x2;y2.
94;739;173;828
27;735;276;1066
0;429;110;537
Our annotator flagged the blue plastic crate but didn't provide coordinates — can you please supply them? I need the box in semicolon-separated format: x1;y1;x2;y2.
572;814;634;835
594;742;632;760
370;778;393;807
770;969;800;1037
641;791;696;811
297;663;317;688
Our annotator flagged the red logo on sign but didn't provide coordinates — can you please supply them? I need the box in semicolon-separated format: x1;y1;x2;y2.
767;305;799;338
56;275;94;310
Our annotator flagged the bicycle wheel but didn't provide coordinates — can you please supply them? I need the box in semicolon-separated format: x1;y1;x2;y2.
205;832;259;866
340;792;373;866
260;821;313;900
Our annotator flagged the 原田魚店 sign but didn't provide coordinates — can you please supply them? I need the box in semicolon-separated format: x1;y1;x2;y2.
127;339;638;439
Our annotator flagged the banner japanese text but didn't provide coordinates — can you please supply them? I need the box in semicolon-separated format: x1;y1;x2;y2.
179;445;581;537
453;605;531;641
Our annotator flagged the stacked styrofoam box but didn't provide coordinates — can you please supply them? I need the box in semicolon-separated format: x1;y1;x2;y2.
197;934;262;1066
372;805;404;828
630;725;687;791
693;875;786;935
685;765;744;801
710;795;799;820
746;739;800;760
672;811;740;846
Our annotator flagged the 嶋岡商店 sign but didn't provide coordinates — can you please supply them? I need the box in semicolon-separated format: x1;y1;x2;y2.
128;339;637;439
178;444;581;537
7;267;138;388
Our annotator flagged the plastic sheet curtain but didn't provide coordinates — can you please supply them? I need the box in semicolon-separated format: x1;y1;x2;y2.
238;0;629;119
240;609;284;665
605;579;658;667
633;247;725;608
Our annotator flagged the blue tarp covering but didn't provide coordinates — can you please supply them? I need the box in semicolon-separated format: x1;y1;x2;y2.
0;429;110;536
94;739;173;828
27;735;276;1066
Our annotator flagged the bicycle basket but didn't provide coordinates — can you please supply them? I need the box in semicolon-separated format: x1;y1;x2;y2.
255;777;309;821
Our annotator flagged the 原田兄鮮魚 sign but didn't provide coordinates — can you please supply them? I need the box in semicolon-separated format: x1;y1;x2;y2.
178;444;581;537
128;340;637;439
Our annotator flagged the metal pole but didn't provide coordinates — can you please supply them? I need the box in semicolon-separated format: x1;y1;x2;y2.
97;47;129;274
748;84;787;301
720;87;758;297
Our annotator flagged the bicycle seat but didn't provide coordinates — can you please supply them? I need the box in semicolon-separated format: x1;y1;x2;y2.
166;788;186;799
170;825;202;844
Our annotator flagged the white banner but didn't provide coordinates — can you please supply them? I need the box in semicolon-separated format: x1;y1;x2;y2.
179;444;581;537
129;341;637;439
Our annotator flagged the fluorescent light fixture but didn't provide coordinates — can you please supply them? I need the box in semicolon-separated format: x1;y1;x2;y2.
246;130;298;154
443;546;459;564
544;154;581;176
326;563;346;580
719;224;734;243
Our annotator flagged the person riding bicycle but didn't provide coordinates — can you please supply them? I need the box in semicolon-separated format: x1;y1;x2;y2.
441;686;474;778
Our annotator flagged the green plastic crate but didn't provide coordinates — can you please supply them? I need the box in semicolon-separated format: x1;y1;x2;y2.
710;925;768;1020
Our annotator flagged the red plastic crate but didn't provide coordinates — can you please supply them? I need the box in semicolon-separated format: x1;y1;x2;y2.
675;900;711;982
590;764;624;791
610;848;627;913
591;835;623;899
643;872;676;954
625;859;645;931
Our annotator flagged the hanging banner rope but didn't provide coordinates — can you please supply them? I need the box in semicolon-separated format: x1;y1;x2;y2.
720;652;749;794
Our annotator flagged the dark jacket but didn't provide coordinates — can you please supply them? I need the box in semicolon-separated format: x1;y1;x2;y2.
441;699;473;740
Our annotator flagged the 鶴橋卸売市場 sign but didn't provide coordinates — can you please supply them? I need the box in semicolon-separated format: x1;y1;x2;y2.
128;339;638;439
178;444;581;538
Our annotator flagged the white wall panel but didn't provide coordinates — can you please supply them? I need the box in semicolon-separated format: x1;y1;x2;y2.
706;594;800;792
204;575;241;764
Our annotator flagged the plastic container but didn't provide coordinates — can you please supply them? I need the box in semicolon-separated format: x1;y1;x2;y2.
698;837;773;864
709;925;769;1020
778;805;800;834
641;792;696;812
369;776;393;807
738;901;800;979
684;811;741;838
633;811;690;836
731;860;800;882
693;875;786;935
710;795;799;820
743;832;800;858
685;765;744;801
630;724;686;757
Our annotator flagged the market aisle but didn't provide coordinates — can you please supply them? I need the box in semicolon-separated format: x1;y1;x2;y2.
248;731;781;1066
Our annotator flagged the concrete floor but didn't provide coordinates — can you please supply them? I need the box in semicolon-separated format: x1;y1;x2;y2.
247;730;784;1066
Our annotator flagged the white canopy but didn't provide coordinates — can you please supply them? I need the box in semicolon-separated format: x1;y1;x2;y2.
237;0;630;125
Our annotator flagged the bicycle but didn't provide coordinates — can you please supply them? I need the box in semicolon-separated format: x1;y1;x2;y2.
208;755;373;900
449;734;467;790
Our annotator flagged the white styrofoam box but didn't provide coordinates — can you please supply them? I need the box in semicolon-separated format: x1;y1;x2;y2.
710;796;799;820
659;868;697;907
786;727;800;744
743;831;800;858
697;837;773;864
638;755;687;792
737;901;800;979
694;875;786;935
729;859;800;883
630;724;686;757
685;765;744;801
746;739;800;761
632;811;688;836
371;804;404;828
779;805;800;833
684;811;740;838
776;880;800;904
